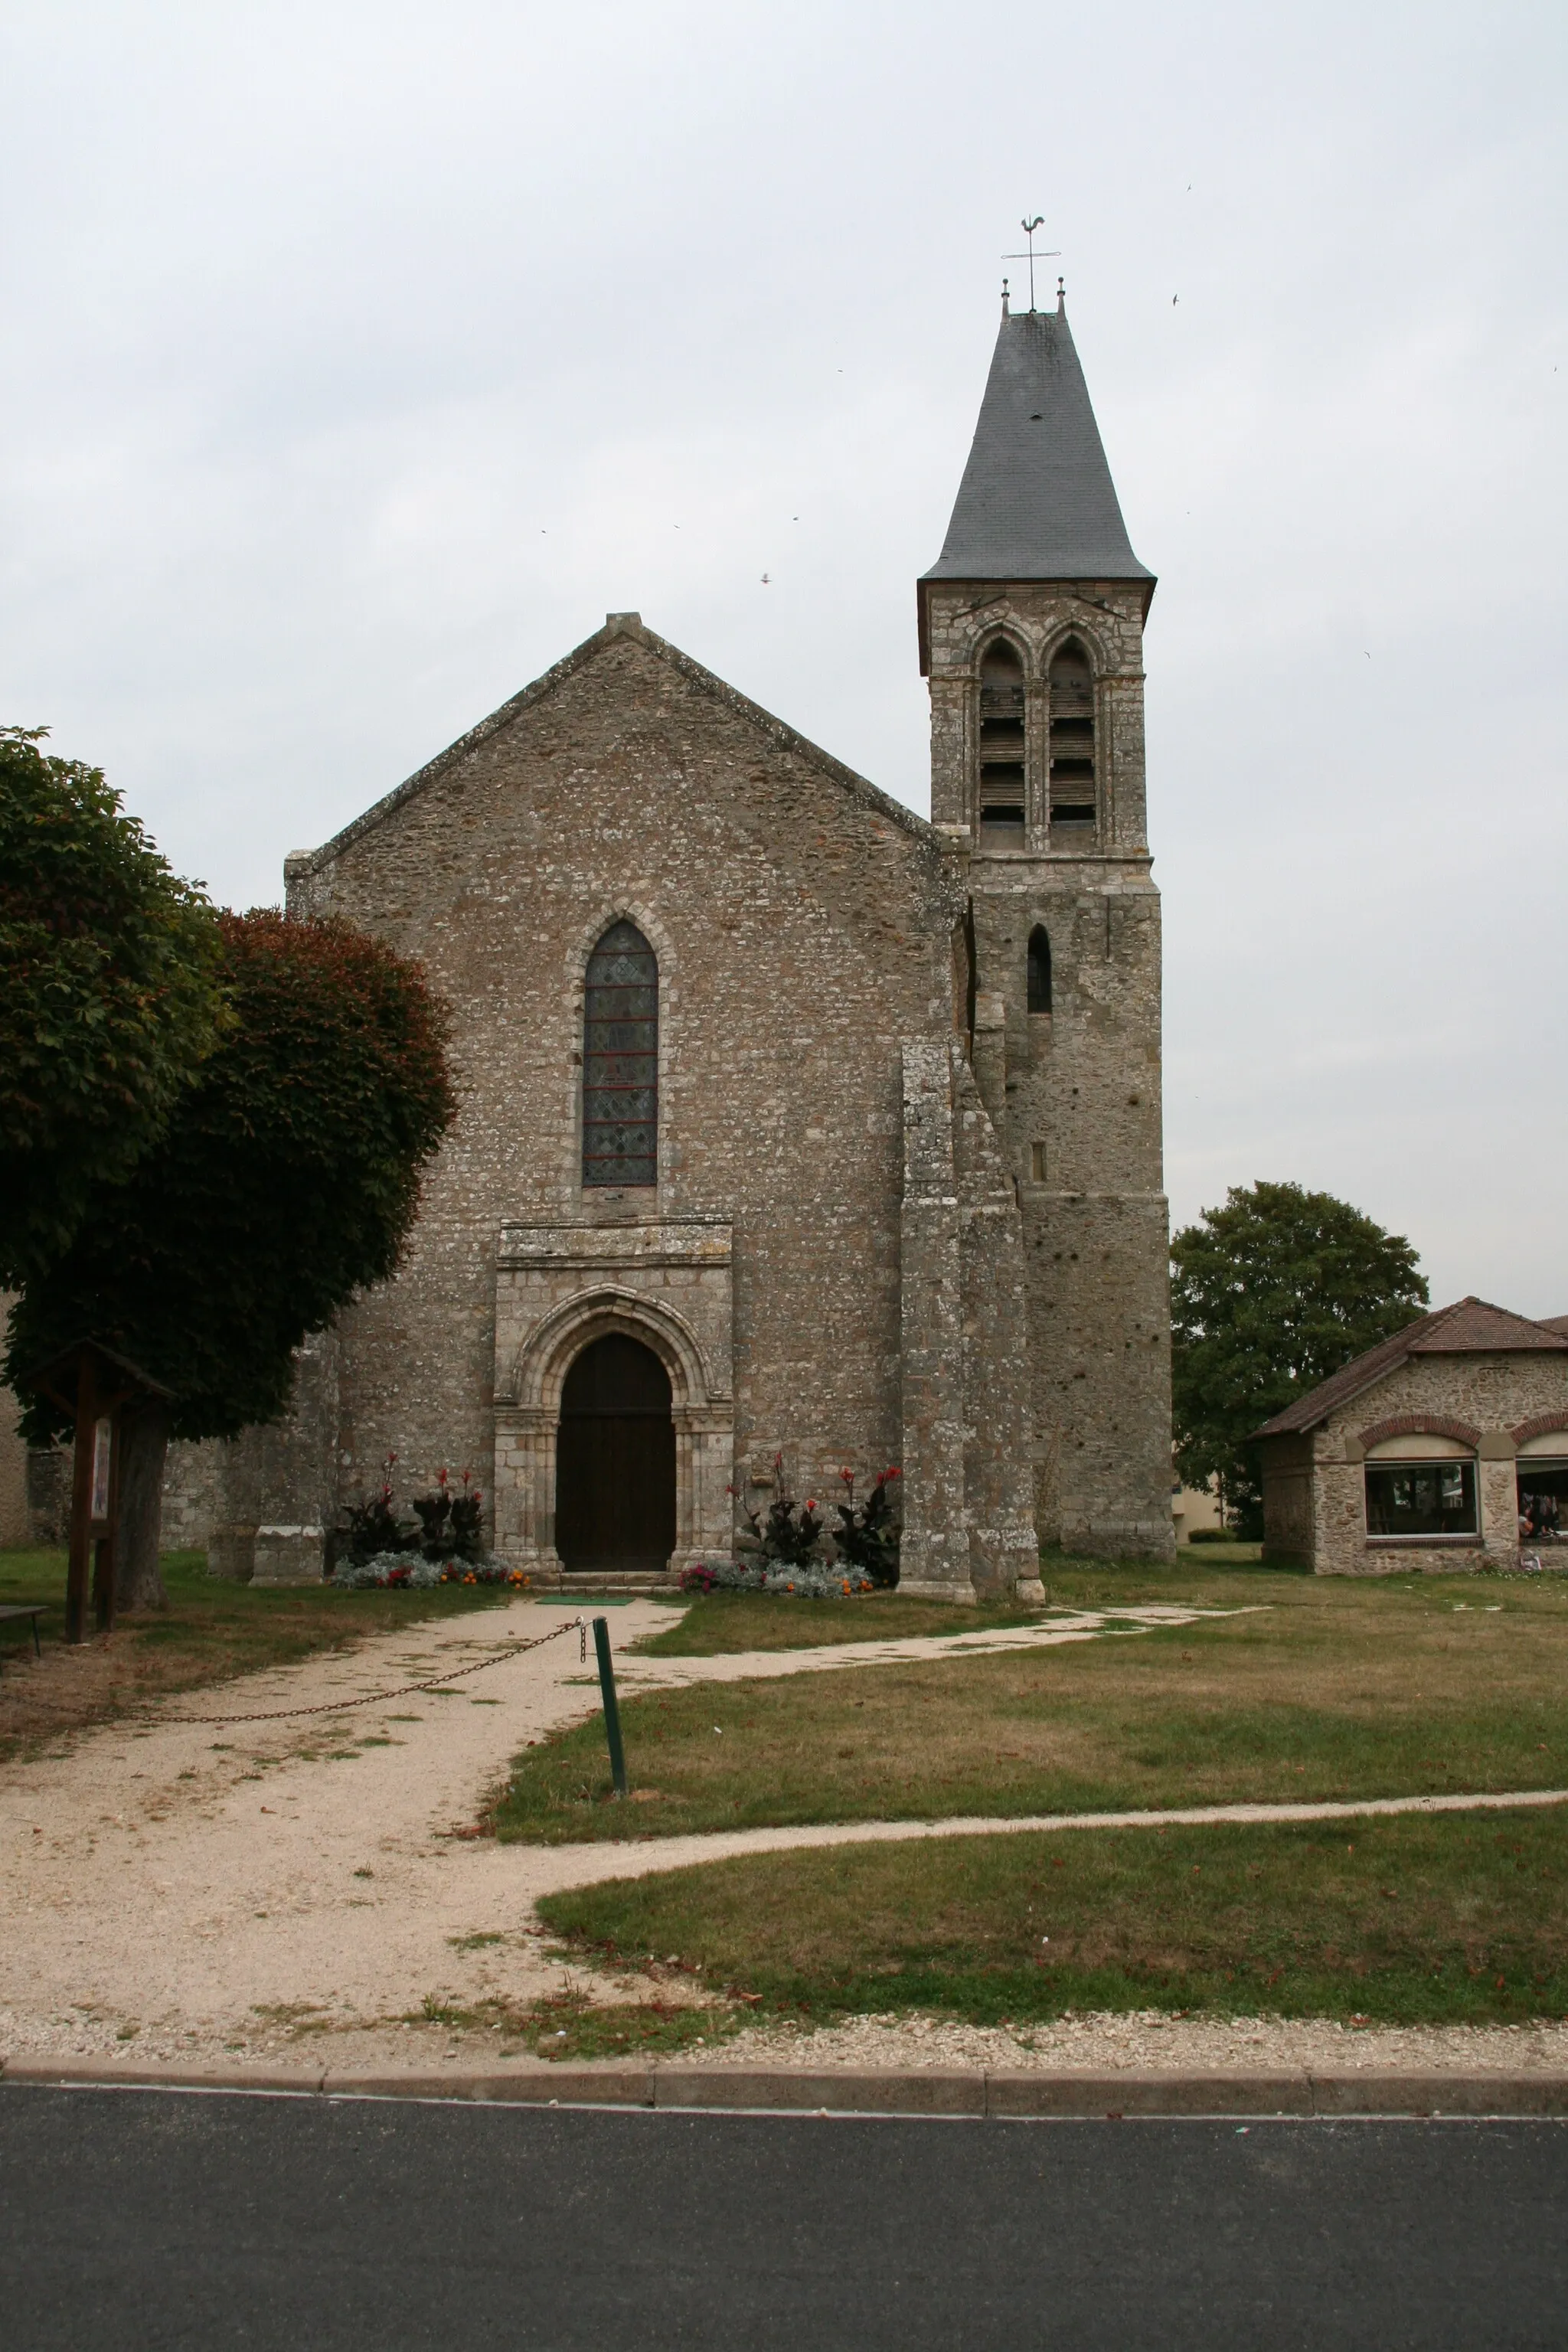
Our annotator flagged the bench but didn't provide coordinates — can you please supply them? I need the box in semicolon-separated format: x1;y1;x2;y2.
0;1603;45;1667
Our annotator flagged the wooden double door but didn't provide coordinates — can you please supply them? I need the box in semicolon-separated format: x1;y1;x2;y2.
554;1334;676;1573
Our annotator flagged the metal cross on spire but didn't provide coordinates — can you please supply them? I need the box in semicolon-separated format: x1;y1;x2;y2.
1001;217;1060;312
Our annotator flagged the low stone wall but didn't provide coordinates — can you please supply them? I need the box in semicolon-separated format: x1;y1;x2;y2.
250;1526;326;1586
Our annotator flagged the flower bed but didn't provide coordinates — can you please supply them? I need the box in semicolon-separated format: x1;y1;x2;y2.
679;1557;874;1599
329;1552;532;1592
711;1457;900;1597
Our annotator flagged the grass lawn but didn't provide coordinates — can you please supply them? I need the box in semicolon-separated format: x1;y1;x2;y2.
536;1806;1568;2028
408;1986;733;2063
0;1545;508;1758
495;1555;1568;1844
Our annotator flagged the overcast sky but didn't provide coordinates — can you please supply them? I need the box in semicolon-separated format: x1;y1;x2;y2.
2;2;1564;1312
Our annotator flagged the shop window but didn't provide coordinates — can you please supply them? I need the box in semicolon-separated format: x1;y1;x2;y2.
978;639;1026;837
1048;639;1096;828
582;920;658;1187
1364;1459;1478;1538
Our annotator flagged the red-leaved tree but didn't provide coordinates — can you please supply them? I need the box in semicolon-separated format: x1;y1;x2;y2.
6;910;455;1606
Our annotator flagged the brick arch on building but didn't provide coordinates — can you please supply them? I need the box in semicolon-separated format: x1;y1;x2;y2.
1357;1413;1482;1452
1511;1413;1568;1447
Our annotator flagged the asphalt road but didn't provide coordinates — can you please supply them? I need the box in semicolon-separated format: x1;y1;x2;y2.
2;2086;1565;2350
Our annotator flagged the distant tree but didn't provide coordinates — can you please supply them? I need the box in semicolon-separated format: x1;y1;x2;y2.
0;726;226;1285
7;911;454;1607
1171;1181;1429;1537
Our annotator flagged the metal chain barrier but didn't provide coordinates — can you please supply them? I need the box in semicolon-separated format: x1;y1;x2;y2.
3;1615;588;1730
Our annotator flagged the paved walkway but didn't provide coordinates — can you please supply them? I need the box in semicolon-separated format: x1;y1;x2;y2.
610;1602;1266;1690
513;1784;1568;1905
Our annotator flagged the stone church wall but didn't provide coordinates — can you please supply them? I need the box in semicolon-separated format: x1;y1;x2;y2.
267;616;964;1550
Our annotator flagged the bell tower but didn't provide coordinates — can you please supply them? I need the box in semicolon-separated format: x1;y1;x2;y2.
919;285;1174;1556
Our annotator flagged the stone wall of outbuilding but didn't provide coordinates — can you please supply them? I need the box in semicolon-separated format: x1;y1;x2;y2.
1260;1351;1568;1574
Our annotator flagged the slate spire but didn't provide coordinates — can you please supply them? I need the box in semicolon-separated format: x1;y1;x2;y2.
923;296;1152;588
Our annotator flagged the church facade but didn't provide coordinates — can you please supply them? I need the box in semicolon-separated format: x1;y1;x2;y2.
168;291;1175;1596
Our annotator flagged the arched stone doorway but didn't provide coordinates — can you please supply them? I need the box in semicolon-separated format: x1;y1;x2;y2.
554;1332;676;1573
491;1227;737;1581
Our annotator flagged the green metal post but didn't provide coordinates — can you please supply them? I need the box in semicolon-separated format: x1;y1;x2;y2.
592;1615;629;1798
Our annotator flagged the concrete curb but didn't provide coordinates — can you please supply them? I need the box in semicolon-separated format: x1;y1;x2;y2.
5;2054;1567;2118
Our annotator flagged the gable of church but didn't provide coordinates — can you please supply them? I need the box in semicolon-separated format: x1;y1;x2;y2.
286;612;954;969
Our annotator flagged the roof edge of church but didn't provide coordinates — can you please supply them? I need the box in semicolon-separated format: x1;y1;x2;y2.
284;613;937;881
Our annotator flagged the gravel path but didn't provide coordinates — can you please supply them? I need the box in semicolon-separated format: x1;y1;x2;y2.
1;1599;648;2069
5;1593;1564;2082
612;1601;1263;1690
697;2007;1568;2079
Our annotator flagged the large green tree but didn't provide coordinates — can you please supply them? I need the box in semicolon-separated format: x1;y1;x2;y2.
7;910;454;1606
0;726;227;1284
1171;1181;1429;1535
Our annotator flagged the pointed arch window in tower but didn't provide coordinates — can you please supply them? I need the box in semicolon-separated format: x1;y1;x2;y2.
1027;925;1052;1014
582;921;658;1187
1048;639;1097;828
978;639;1027;840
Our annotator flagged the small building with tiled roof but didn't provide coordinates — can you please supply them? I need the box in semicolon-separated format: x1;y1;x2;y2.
1253;1298;1568;1574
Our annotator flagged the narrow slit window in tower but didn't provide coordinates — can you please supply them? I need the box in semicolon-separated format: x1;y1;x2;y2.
582;920;658;1187
1027;925;1052;1013
1048;639;1097;828
978;639;1027;838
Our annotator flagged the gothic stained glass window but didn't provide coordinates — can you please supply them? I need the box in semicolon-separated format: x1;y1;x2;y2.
582;921;658;1187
